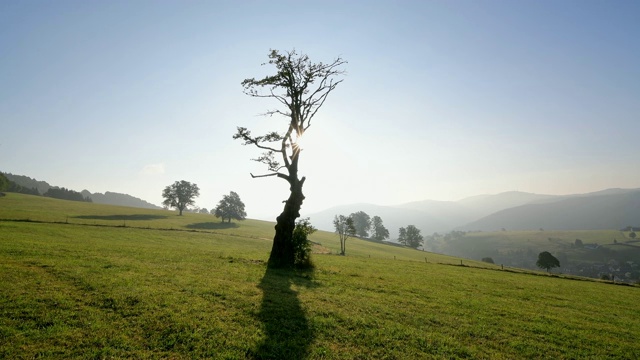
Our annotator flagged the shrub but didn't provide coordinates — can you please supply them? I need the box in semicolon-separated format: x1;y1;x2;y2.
292;217;316;269
481;257;495;264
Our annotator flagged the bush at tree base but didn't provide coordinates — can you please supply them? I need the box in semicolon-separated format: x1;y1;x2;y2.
292;217;316;269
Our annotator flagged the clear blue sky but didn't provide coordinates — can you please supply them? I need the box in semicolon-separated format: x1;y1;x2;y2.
2;0;639;220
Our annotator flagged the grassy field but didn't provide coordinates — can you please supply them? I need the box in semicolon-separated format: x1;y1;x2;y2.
440;229;640;275
1;193;640;359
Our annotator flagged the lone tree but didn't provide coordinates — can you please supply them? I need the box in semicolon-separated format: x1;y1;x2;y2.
350;211;371;238
234;49;346;267
333;214;356;256
398;225;424;249
213;191;247;223
162;180;200;216
536;251;560;272
370;215;390;241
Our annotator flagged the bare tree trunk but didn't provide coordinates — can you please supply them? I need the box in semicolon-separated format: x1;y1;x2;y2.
268;180;305;268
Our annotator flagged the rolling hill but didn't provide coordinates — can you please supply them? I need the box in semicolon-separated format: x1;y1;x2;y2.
308;189;640;237
1;193;639;359
2;172;161;209
461;189;640;231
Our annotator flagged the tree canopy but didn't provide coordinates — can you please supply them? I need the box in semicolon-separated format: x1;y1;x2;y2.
0;173;10;192
536;251;560;272
44;187;92;202
234;49;346;268
370;215;390;241
162;180;200;216
398;225;423;249
213;191;247;223
350;211;371;238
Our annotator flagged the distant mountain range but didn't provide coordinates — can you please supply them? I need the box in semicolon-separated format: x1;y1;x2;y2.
306;189;640;237
3;172;161;210
5;171;639;234
461;190;640;232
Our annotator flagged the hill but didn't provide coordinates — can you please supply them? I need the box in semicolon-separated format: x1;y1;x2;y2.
304;191;548;236
1;193;639;358
437;229;640;280
2;171;160;209
308;189;640;238
304;202;448;238
2;172;51;194
80;190;161;209
461;189;640;231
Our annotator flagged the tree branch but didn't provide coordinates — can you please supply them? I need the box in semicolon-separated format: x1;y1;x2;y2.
233;127;283;153
250;172;290;181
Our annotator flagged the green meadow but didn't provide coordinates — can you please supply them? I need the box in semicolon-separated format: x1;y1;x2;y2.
1;193;639;359
441;229;640;278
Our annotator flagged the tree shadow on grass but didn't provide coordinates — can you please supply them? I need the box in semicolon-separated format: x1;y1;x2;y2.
185;222;239;230
74;214;168;221
250;267;317;359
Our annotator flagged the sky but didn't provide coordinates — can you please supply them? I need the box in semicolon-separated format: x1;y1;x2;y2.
1;0;639;221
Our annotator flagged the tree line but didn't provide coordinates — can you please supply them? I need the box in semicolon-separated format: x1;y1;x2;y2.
332;210;427;255
0;173;90;202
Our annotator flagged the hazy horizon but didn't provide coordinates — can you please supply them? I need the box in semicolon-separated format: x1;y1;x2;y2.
2;1;639;221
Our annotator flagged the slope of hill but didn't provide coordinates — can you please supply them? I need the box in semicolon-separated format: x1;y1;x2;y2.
81;190;161;209
304;202;449;237
461;190;640;231
456;191;558;215
2;171;160;209
2;172;51;194
306;192;572;237
309;189;640;238
1;193;639;359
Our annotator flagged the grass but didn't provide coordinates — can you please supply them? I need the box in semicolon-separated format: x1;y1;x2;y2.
1;193;640;359
442;229;640;269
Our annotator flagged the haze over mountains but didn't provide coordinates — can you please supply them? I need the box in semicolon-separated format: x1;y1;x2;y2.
307;189;640;237
3;173;161;210
5;172;638;236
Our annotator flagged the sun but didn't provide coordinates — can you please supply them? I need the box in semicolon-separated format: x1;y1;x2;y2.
292;131;306;152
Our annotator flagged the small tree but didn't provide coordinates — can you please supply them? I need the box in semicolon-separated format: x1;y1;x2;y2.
213;191;247;223
536;251;560;272
481;257;495;264
334;214;355;256
370;215;390;241
292;217;316;269
398;225;423;249
350;211;371;238
162;180;200;216
199;208;209;214
630;231;637;239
